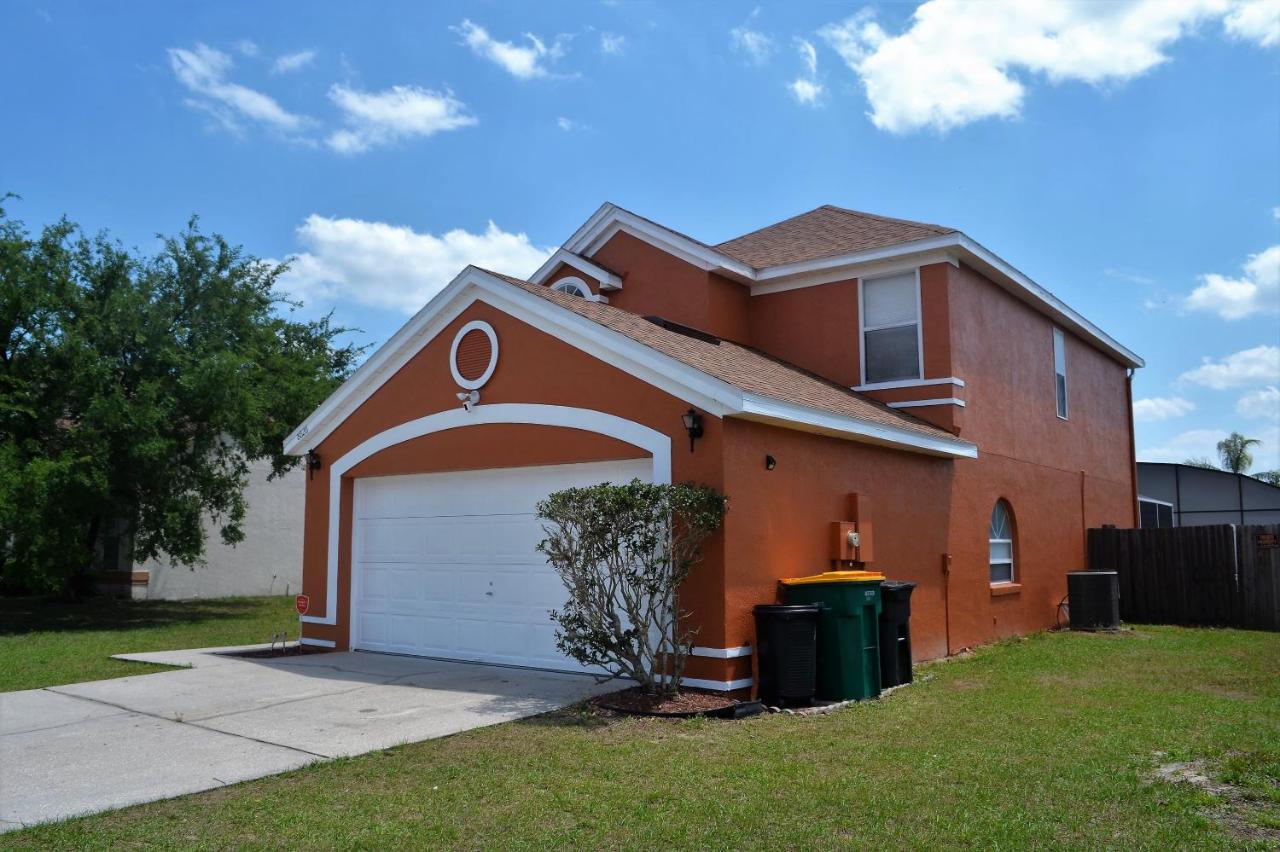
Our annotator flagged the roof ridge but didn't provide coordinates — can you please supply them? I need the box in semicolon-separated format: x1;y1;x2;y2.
816;204;956;235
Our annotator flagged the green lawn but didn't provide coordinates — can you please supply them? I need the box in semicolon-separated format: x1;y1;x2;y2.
4;625;1278;849
0;595;298;692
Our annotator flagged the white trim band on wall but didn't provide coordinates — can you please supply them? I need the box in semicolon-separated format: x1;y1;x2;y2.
302;403;673;626
683;676;754;692
691;645;753;658
299;637;337;648
887;398;966;409
853;376;966;392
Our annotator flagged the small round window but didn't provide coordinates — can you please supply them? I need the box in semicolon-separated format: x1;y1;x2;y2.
553;277;590;299
449;320;499;390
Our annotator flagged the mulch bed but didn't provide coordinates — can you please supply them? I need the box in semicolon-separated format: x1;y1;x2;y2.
224;645;331;659
594;686;739;718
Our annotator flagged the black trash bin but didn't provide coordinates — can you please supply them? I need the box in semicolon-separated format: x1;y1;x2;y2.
878;580;916;688
753;604;821;707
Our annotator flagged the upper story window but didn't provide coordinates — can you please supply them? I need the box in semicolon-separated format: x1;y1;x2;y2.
1053;327;1068;419
553;277;591;298
989;499;1015;584
861;271;922;385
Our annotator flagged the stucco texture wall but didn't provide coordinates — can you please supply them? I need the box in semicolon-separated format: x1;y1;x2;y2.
141;459;303;600
300;299;732;681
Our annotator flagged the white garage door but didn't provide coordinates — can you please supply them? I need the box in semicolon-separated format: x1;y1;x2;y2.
351;458;651;672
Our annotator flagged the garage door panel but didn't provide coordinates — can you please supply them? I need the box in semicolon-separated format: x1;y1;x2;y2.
352;458;651;671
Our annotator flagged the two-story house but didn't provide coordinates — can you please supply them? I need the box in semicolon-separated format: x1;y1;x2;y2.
284;203;1143;692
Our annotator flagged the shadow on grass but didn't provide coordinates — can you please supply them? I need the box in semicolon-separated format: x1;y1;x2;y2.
0;595;278;636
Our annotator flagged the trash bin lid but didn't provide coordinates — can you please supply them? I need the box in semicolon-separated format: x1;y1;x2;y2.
753;603;821;616
780;570;885;585
881;579;917;591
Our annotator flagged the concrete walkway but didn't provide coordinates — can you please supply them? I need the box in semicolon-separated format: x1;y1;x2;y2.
0;646;614;832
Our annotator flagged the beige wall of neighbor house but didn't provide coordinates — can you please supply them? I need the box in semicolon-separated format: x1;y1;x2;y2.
135;459;303;600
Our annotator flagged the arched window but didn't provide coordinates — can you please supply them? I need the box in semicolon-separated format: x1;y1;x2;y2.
553;277;590;298
989;500;1015;584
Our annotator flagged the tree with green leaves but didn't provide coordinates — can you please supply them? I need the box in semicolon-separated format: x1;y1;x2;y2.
1216;432;1261;474
1182;457;1219;470
536;480;727;697
0;199;361;594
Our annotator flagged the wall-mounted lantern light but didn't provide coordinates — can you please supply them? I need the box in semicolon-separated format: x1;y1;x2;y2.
306;450;322;481
765;454;777;471
681;408;704;453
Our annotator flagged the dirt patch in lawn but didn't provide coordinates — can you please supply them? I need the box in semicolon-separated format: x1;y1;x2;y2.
1151;757;1280;844
595;686;737;717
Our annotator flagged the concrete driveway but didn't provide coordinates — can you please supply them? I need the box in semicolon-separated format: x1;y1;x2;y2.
0;646;614;832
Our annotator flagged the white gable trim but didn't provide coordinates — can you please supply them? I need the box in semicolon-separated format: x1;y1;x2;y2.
530;248;624;291
301;403;672;625
554;204;1143;369
285;266;976;459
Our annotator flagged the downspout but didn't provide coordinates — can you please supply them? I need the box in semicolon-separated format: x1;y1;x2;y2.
1125;368;1140;528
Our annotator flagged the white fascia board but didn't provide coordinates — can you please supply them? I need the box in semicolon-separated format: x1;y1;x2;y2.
566;207;1142;370
749;239;962;292
954;235;1144;369
854;377;966;391
736;393;978;459
567;207;757;280
529;248;624;291
283;268;744;455
283;267;483;456
285;267;979;460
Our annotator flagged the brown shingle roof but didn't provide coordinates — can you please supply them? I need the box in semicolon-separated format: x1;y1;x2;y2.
484;271;962;447
715;205;957;268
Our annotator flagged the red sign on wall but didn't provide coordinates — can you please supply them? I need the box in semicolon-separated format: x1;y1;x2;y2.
295;594;310;615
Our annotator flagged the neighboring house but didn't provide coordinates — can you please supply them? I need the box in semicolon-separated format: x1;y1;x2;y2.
96;459;303;600
1137;462;1280;528
284;203;1143;692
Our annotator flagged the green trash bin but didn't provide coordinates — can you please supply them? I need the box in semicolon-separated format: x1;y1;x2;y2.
780;571;884;701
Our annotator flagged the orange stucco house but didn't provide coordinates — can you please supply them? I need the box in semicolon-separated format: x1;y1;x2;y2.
285;203;1143;692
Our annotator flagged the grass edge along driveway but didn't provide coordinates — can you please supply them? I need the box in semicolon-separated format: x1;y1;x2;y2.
0;595;298;692
4;625;1278;849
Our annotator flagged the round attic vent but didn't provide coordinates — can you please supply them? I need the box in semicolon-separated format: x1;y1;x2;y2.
449;320;499;390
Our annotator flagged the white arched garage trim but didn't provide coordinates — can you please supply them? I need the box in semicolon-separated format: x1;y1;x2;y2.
302;403;672;625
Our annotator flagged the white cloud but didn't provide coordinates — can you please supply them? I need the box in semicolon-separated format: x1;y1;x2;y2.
1237;385;1280;420
557;117;577;131
1180;345;1280;389
272;49;317;74
818;1;1278;135
600;32;626;55
1185;244;1280;320
235;39;259;57
1133;396;1196;421
168;43;310;133
1273;206;1280;220
788;38;824;106
1225;0;1280;47
731;7;774;65
326;84;476;154
1138;428;1229;463
276;215;554;314
452;19;567;80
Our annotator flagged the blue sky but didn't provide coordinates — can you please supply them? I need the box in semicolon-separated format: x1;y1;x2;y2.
3;0;1279;470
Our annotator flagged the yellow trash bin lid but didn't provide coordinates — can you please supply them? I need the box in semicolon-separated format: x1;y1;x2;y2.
780;570;885;585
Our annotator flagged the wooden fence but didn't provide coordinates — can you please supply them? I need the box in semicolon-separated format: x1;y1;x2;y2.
1086;524;1280;631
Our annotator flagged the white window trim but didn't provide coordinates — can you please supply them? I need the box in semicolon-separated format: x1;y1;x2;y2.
1053;326;1068;420
858;268;924;387
552;275;608;303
